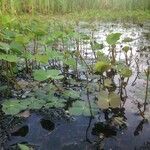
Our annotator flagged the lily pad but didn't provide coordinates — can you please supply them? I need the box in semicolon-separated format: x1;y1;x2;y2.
33;69;63;81
2;100;29;115
69;101;98;116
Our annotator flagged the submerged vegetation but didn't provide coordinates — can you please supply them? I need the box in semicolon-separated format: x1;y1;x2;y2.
0;0;150;149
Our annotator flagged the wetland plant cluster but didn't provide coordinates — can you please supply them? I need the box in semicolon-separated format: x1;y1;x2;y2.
0;15;149;149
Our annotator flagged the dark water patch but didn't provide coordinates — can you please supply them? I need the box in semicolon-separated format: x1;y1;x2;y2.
92;122;117;137
11;125;29;137
40;119;55;132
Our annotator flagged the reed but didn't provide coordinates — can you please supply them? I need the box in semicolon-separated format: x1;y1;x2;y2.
0;0;150;14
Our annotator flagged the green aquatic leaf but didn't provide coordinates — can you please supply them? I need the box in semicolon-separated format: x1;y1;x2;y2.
94;61;110;74
64;58;76;69
117;63;132;78
46;50;63;60
33;69;63;81
2;100;29;115
29;99;46;109
106;33;121;45
69;101;98;116
45;98;66;108
63;89;80;99
10;41;24;54
104;79;113;87
122;46;130;53
97;91;121;109
0;54;18;62
97;90;109;109
109;92;121;108
33;54;49;64
18;144;30;150
15;34;30;44
122;37;133;43
121;67;132;78
91;41;104;50
0;42;10;52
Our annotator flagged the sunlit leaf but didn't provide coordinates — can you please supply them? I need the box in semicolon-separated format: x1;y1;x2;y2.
94;61;110;74
106;33;121;45
0;54;18;62
122;46;130;53
109;92;121;108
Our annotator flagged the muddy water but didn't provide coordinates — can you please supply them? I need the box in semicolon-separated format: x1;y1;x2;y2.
4;22;150;150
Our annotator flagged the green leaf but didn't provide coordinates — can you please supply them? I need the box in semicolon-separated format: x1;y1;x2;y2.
63;89;80;99
10;41;24;54
69;101;98;116
2;100;28;115
46;50;63;60
97;90;109;109
97;91;121;109
94;61;110;74
109;92;121;108
45;98;66;108
33;69;63;81
117;64;132;78
122;37;133;43
91;41;104;50
29;99;46;109
104;79;113;87
64;58;76;69
18;144;30;150
106;33;121;45
15;34;30;44
0;54;18;62
122;46;130;53
33;54;49;64
0;42;10;52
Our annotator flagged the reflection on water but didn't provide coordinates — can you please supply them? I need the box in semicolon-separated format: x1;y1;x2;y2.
11;126;29;137
40;119;55;132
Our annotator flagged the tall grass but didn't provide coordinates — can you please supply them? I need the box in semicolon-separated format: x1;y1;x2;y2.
0;0;150;14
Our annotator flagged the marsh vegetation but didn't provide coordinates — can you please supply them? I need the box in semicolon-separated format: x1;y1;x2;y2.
0;1;150;150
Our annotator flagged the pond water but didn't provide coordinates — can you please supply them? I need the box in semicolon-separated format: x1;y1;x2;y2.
2;21;150;150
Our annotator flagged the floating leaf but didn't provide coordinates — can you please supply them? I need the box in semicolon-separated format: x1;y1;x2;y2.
2;100;29;115
63;89;80;99
18;144;30;150
106;33;121;45
69;101;98;116
45;98;66;108
29;98;46;109
33;69;63;81
97;91;121;109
